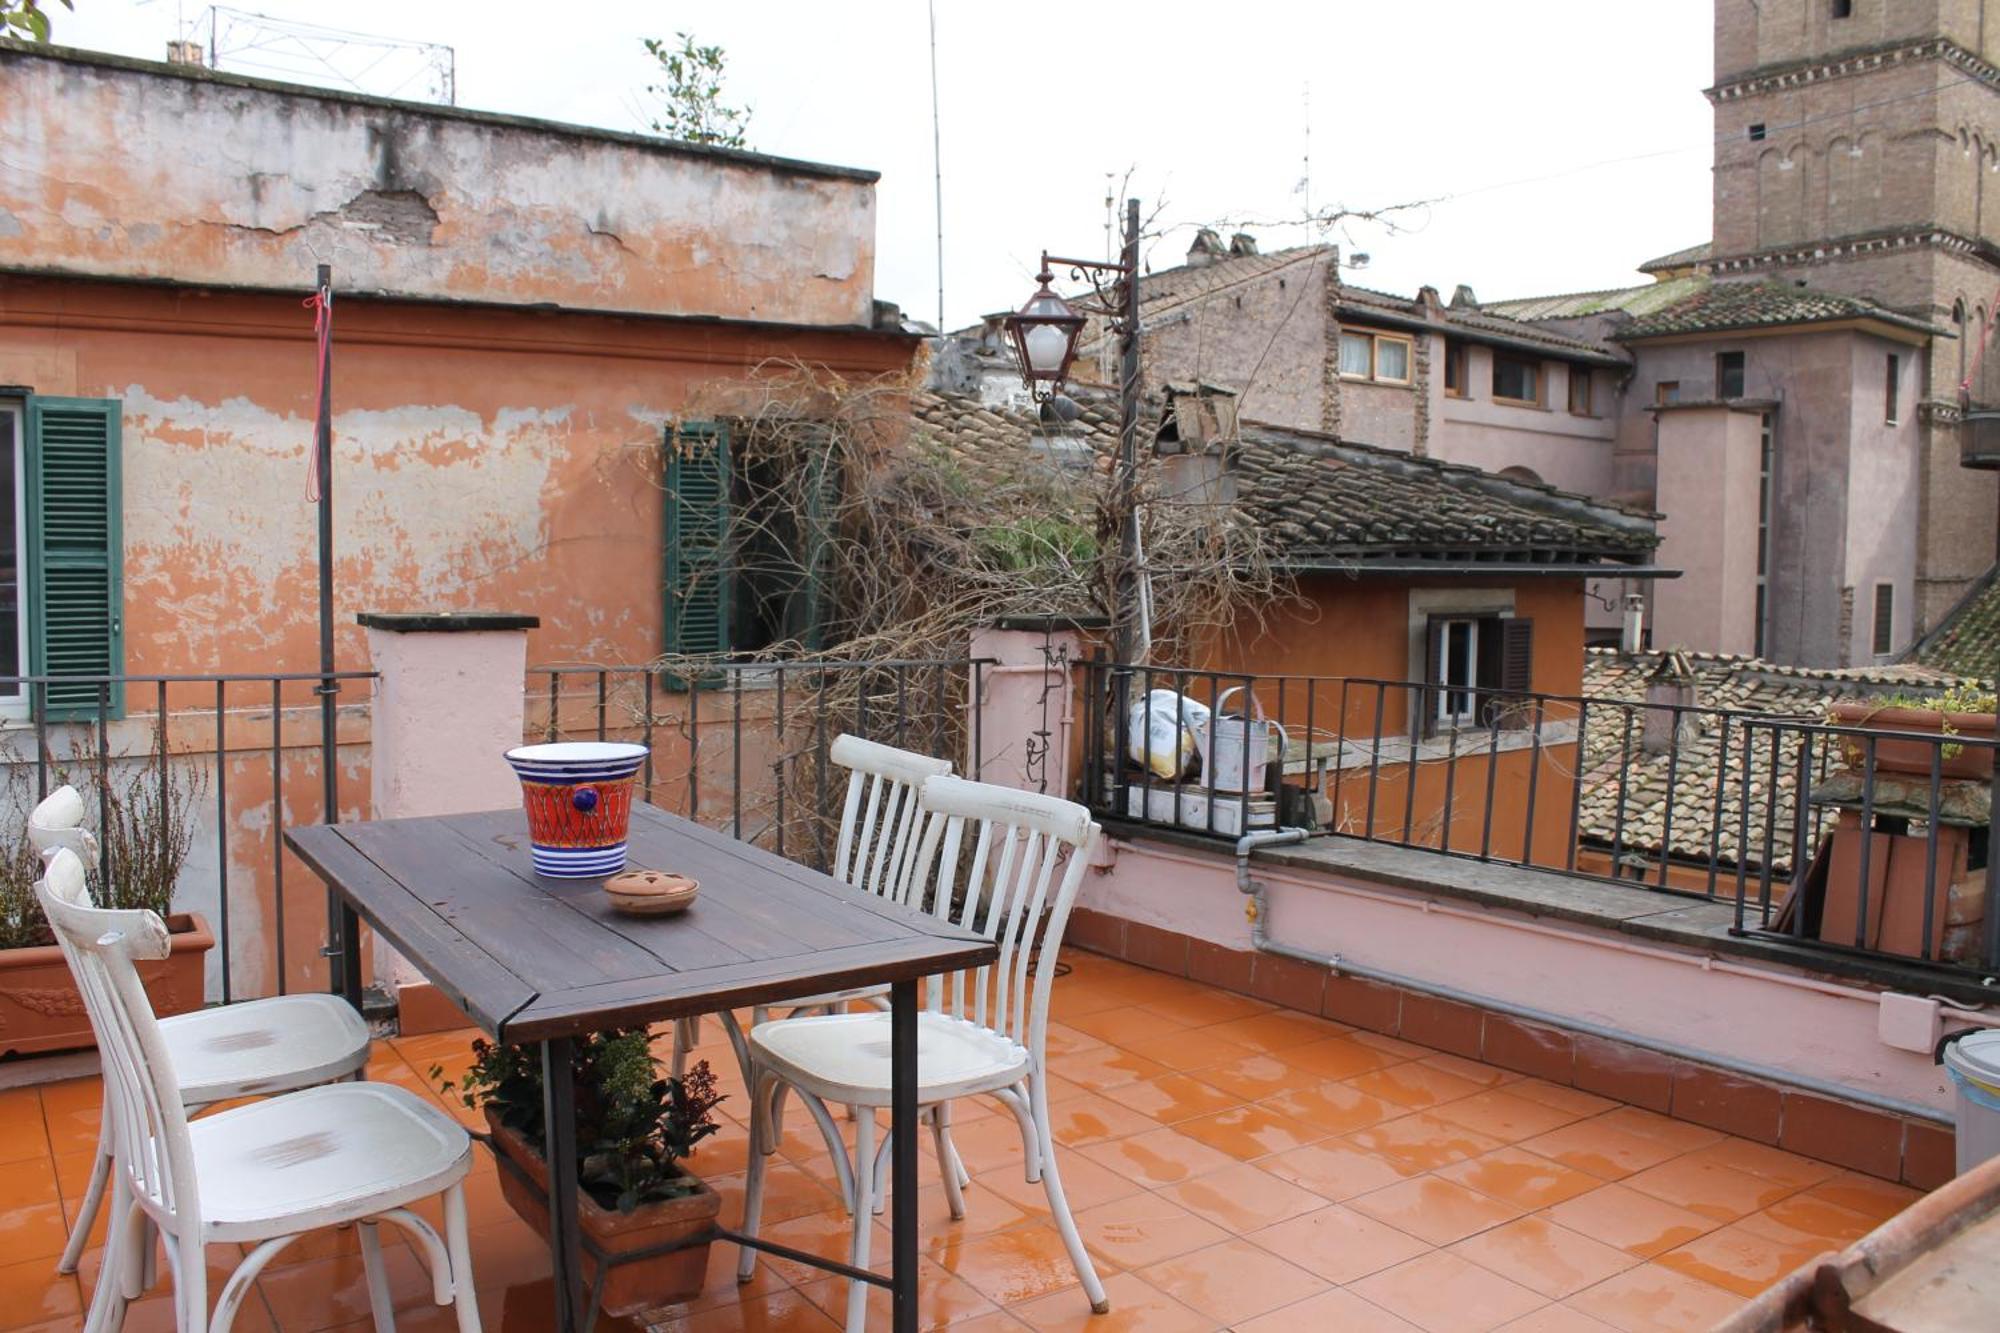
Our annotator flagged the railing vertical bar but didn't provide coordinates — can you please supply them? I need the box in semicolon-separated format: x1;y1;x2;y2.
1733;722;1755;932
687;672;701;822
1364;683;1386;842
774;667;787;860
1609;706;1635;881
1479;704;1500;862
1522;698;1544;865
1401;684;1419;848
1853;735;1877;950
1329;679;1346;830
895;664;909;750
1921;745;1943;963
1758;728;1781;928
272;676;287;996
32;680;47;800
1791;730;1816;939
1566;699;1589;871
731;668;744;842
972;661;984;780
643;672;656;805
96;684;112;901
815;666;830;871
157;680;170;888
1707;716;1733;901
1660;704;1683;893
215;679;230;1005
543;673;558;743
595;669;608;743
1439;715;1460;854
1238;673;1252;841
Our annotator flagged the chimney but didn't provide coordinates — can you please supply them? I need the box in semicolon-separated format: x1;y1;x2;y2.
1186;228;1225;269
1641;649;1698;755
1228;232;1258;257
1450;284;1478;309
1621;593;1645;654
165;39;205;66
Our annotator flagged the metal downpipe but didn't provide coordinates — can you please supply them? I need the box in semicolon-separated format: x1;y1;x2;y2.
1233;833;1952;1126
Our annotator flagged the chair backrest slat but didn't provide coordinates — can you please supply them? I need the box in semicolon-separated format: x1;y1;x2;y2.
829;734;952;903
35;849;198;1232
906;776;1098;1064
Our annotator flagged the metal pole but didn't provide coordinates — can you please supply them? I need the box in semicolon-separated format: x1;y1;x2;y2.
1987;703;2000;969
1114;197;1143;665
313;263;358;1004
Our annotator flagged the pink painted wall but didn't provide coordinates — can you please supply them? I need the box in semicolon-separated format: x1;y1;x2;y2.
1652;406;1766;656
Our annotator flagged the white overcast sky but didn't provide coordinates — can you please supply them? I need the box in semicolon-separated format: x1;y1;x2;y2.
56;1;1717;329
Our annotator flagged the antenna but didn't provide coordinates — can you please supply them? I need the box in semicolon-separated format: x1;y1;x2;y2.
1105;173;1115;264
1299;81;1313;245
927;0;945;333
196;6;456;104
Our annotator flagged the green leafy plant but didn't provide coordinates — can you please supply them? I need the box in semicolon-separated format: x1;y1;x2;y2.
642;32;752;149
437;1030;724;1213
2;0;72;43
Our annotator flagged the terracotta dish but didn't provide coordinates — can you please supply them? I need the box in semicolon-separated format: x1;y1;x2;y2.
604;870;699;917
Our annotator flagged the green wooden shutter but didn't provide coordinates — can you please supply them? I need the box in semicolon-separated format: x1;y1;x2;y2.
664;422;731;687
26;397;123;720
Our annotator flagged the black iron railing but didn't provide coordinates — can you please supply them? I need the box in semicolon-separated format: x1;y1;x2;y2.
526;658;988;875
1081;660;2000;978
0;671;377;1006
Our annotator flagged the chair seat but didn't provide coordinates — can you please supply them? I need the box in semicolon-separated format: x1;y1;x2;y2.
162;992;371;1106
749;1010;1029;1108
190;1082;471;1243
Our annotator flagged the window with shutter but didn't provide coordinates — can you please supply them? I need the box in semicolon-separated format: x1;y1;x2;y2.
1421;612;1530;735
1498;617;1534;729
664;422;731;687
25;397;123;720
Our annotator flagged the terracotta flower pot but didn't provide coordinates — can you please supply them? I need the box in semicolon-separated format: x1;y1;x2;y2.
1826;703;1996;781
486;1110;719;1317
0;913;213;1059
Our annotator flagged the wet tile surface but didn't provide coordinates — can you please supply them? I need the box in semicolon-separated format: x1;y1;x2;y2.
0;949;1921;1330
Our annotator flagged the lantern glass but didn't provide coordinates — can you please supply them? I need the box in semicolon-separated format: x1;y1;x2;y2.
1005;273;1085;390
1024;322;1071;374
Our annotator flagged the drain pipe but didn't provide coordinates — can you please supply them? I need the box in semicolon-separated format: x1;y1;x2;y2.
1234;831;1952;1124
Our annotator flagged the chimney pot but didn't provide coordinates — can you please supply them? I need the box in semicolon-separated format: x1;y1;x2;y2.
166;39;204;66
1228;232;1258;257
1450;284;1478;309
1186;228;1224;269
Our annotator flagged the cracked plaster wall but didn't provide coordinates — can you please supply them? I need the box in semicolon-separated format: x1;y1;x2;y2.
0;46;876;327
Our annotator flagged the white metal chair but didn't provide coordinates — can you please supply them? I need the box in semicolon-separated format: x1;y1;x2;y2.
669;734;954;1078
36;848;482;1333
26;786;373;1278
736;775;1111;1331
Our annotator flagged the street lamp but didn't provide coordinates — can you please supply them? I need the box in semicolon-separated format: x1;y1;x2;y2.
1010;199;1147;665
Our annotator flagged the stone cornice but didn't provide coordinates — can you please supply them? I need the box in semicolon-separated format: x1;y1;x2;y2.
1708;37;2000;103
1707;225;2000;277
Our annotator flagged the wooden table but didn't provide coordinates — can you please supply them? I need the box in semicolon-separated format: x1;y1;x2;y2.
286;803;998;1333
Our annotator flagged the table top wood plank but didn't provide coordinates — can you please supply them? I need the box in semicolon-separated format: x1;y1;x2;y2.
287;802;998;1044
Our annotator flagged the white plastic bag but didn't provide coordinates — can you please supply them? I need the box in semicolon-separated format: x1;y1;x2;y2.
1128;689;1210;780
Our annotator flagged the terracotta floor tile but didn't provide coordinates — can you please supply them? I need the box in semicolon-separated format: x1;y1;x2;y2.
1041;1022;1109;1058
1246;1202;1431;1283
1120;1029;1258;1073
1098;1073;1243;1125
1076;1126;1239;1188
1349;1174;1525;1246
1071;1190;1231;1269
0;1090;47;1165
0;1198;68;1263
1738;1194;1877;1250
0;1254;81;1328
1620;1154;1804;1224
792;1256;997;1330
1346;1112;1508;1174
1506;1081;1619;1119
248;1240;438;1330
1041;1093;1156;1147
648;1287;843;1332
1351;1061;1498;1109
1358;1032;1438;1062
1671;1138;1837;1192
1416;1053;1516;1086
1232;1285;1425;1331
1136;1237;1329;1324
1449;1216;1638;1299
1048;981;1143;1023
1062;1005;1188;1048
1348;1250;1550;1333
1567;1263;1746;1332
1284;1035;1402;1080
920;1113;1037;1179
1140;988;1272;1029
1007;1270;1216;1333
1520;1116;1692;1182
1431;1089;1591;1143
1796;1171;1920;1224
1184;1052;1319;1102
1203;1009;1349;1053
1045;1045;1172;1093
1655;1217;1830;1298
706;1163;844;1228
742;1205;890;1285
933;1223;1094;1306
1545;1185;1719;1259
1495;1306;1616;1331
1436;1148;1605;1213
1258;1079;1399;1136
1173;1104;1326;1161
969;1149;1145;1222
1158;1161;1329;1234
1260;1140;1421;1201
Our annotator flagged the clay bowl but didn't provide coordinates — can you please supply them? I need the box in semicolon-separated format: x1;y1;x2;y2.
604;870;699;917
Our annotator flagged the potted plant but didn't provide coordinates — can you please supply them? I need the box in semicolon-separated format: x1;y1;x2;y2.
0;750;214;1058
1827;685;2000;781
437;1030;725;1317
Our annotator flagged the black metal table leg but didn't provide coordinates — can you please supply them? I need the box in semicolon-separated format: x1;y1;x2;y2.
891;979;918;1333
543;1037;584;1333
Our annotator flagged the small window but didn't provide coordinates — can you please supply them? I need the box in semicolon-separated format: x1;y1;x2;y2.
1717;351;1746;399
1655;381;1682;406
1885;353;1900;424
1567;366;1593;416
1748;123;1766;142
1832;0;1852;17
1492;353;1541;405
1872;582;1895;657
1443;339;1467;396
1338;329;1414;385
1424;613;1534;734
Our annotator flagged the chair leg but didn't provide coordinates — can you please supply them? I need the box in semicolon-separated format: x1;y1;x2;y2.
359;1221;397;1332
845;1105;875;1333
938;1099;970;1190
81;1186;131;1333
59;1120;113;1275
175;1234;206;1333
994;1085;1041;1182
117;1188;149;1301
736;1071;778;1284
931;1105;965;1221
1031;1076;1109;1315
443;1184;484;1333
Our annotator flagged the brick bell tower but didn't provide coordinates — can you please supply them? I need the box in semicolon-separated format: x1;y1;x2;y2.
1708;0;2000;629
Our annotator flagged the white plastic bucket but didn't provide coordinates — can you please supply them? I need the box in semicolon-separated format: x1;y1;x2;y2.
1942;1029;2000;1175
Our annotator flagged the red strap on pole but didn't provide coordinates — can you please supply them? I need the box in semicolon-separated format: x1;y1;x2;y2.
304;287;331;501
